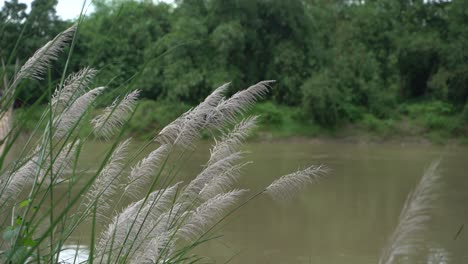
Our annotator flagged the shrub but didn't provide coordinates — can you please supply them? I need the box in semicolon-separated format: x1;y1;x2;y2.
360;113;395;137
362;113;383;132
301;71;342;126
251;101;284;126
424;115;454;130
402;101;454;118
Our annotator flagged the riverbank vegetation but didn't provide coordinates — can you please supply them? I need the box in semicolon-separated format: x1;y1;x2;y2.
1;0;467;143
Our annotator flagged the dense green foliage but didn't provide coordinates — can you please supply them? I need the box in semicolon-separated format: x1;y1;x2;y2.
1;0;467;139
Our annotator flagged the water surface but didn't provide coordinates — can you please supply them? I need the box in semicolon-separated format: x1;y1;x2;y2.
189;140;468;263
48;140;468;263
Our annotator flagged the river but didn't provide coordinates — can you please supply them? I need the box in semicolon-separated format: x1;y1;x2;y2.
30;139;468;263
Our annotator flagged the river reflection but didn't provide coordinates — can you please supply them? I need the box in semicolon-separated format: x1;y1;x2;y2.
57;245;89;263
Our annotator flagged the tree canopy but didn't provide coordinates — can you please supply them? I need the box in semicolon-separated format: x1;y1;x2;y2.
1;0;467;128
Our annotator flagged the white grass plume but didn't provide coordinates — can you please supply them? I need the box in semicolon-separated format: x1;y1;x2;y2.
201;82;230;108
156;104;208;149
208;81;274;127
156;83;229;146
0;108;12;155
199;161;251;202
156;82;268;148
169;92;223;148
265;165;328;202
131;231;172;264
158;105;209;149
96;183;180;261
192;117;256;201
53;87;105;139
378;161;442;264
208;116;257;166
156;112;186;145
52;67;97;112
13;24;76;85
183;151;244;200
52;141;79;177
125;144;171;199
41;141;80;184
84;138;131;221
0;155;39;203
0;140;79;202
178;189;247;242
130;202;188;263
92;90;140;139
172;110;207;148
136;183;182;230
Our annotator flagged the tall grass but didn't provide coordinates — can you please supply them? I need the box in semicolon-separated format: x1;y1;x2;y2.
379;160;448;264
0;25;328;263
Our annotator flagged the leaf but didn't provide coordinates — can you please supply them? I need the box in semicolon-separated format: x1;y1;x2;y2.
21;238;37;247
19;199;31;208
15;216;23;225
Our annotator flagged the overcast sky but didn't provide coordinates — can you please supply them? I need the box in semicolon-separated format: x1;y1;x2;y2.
0;0;174;20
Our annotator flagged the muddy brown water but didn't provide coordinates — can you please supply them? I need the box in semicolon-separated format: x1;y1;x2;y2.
19;139;468;263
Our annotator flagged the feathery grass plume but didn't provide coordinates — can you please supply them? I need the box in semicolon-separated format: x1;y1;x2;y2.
158;106;210;149
92;90;140;139
127;208;180;262
0;154;39;203
12;24;76;86
125;144;171;199
170;83;231;147
207;80;275;127
178;189;247;242
129;202;190;263
199;162;251;202
52;67;98;112
84;138;132;221
157;81;266;148
53;86;105;139
48;141;80;183
179;117;256;201
156;112;186;145
170;95;222;148
171;110;207;148
265;165;328;202
200;82;230;109
378;161;442;264
208;116;257;166
96;183;181;262
183;151;244;201
0;108;12;155
131;231;172;263
27;141;80;186
5;139;77;187
0;140;78;203
192;117;256;201
155;83;228;147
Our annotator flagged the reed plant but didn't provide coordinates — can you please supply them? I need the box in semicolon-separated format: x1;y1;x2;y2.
0;24;328;263
379;160;448;264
